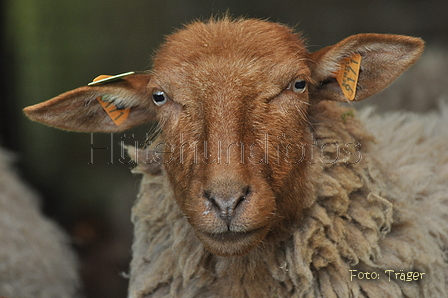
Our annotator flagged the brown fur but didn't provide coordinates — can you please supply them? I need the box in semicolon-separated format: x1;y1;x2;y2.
23;17;448;297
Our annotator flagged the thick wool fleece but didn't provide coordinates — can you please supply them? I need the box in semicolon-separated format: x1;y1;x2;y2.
127;101;448;298
0;148;80;298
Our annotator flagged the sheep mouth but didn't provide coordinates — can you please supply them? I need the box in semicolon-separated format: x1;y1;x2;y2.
203;227;265;243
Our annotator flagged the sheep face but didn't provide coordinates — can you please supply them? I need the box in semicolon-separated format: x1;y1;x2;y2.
24;18;424;256
147;20;315;256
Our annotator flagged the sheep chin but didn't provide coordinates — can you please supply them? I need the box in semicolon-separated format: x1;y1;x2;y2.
195;226;270;257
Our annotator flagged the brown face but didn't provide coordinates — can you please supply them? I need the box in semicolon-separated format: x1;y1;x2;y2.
148;20;314;256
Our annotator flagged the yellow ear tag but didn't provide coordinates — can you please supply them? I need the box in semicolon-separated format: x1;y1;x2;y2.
335;53;362;101
91;75;131;126
88;71;135;86
97;97;131;126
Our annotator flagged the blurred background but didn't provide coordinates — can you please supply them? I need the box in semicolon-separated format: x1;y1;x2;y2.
1;0;447;297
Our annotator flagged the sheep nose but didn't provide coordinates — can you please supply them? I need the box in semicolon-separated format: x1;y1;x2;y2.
204;185;250;222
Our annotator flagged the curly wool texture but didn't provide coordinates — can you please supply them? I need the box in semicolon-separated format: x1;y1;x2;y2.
127;101;448;298
0;148;80;298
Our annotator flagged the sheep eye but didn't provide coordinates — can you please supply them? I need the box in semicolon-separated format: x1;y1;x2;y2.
292;80;307;93
152;90;168;106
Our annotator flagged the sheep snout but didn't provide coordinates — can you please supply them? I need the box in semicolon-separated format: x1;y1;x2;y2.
203;184;250;225
185;177;276;256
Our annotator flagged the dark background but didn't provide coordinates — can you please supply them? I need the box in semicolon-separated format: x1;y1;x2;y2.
2;1;447;297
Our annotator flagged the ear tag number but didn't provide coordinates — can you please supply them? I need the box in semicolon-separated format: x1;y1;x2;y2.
335;53;362;101
90;74;131;126
97;97;130;126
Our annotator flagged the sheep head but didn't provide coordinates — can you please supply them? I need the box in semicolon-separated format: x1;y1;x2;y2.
24;18;424;256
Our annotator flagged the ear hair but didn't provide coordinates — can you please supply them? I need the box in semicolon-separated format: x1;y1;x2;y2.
310;34;424;102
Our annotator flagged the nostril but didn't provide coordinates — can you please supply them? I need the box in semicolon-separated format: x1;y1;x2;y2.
243;186;251;199
203;190;212;202
203;190;220;211
235;186;251;209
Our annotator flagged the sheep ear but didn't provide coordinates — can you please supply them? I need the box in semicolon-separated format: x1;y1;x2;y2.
309;34;424;102
23;73;154;132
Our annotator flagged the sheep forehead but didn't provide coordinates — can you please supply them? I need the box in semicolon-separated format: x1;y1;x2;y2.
152;19;310;104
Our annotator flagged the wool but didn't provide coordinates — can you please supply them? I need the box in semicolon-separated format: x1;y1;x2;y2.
0;148;80;298
127;101;448;297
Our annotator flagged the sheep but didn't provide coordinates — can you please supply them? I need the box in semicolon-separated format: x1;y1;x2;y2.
23;17;448;297
0;147;80;298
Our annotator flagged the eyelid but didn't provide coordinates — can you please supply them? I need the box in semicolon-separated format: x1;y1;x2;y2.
286;74;309;86
149;84;173;99
152;89;169;106
286;78;307;92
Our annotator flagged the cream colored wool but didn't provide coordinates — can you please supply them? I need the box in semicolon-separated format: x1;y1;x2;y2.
0;148;80;298
127;101;448;298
